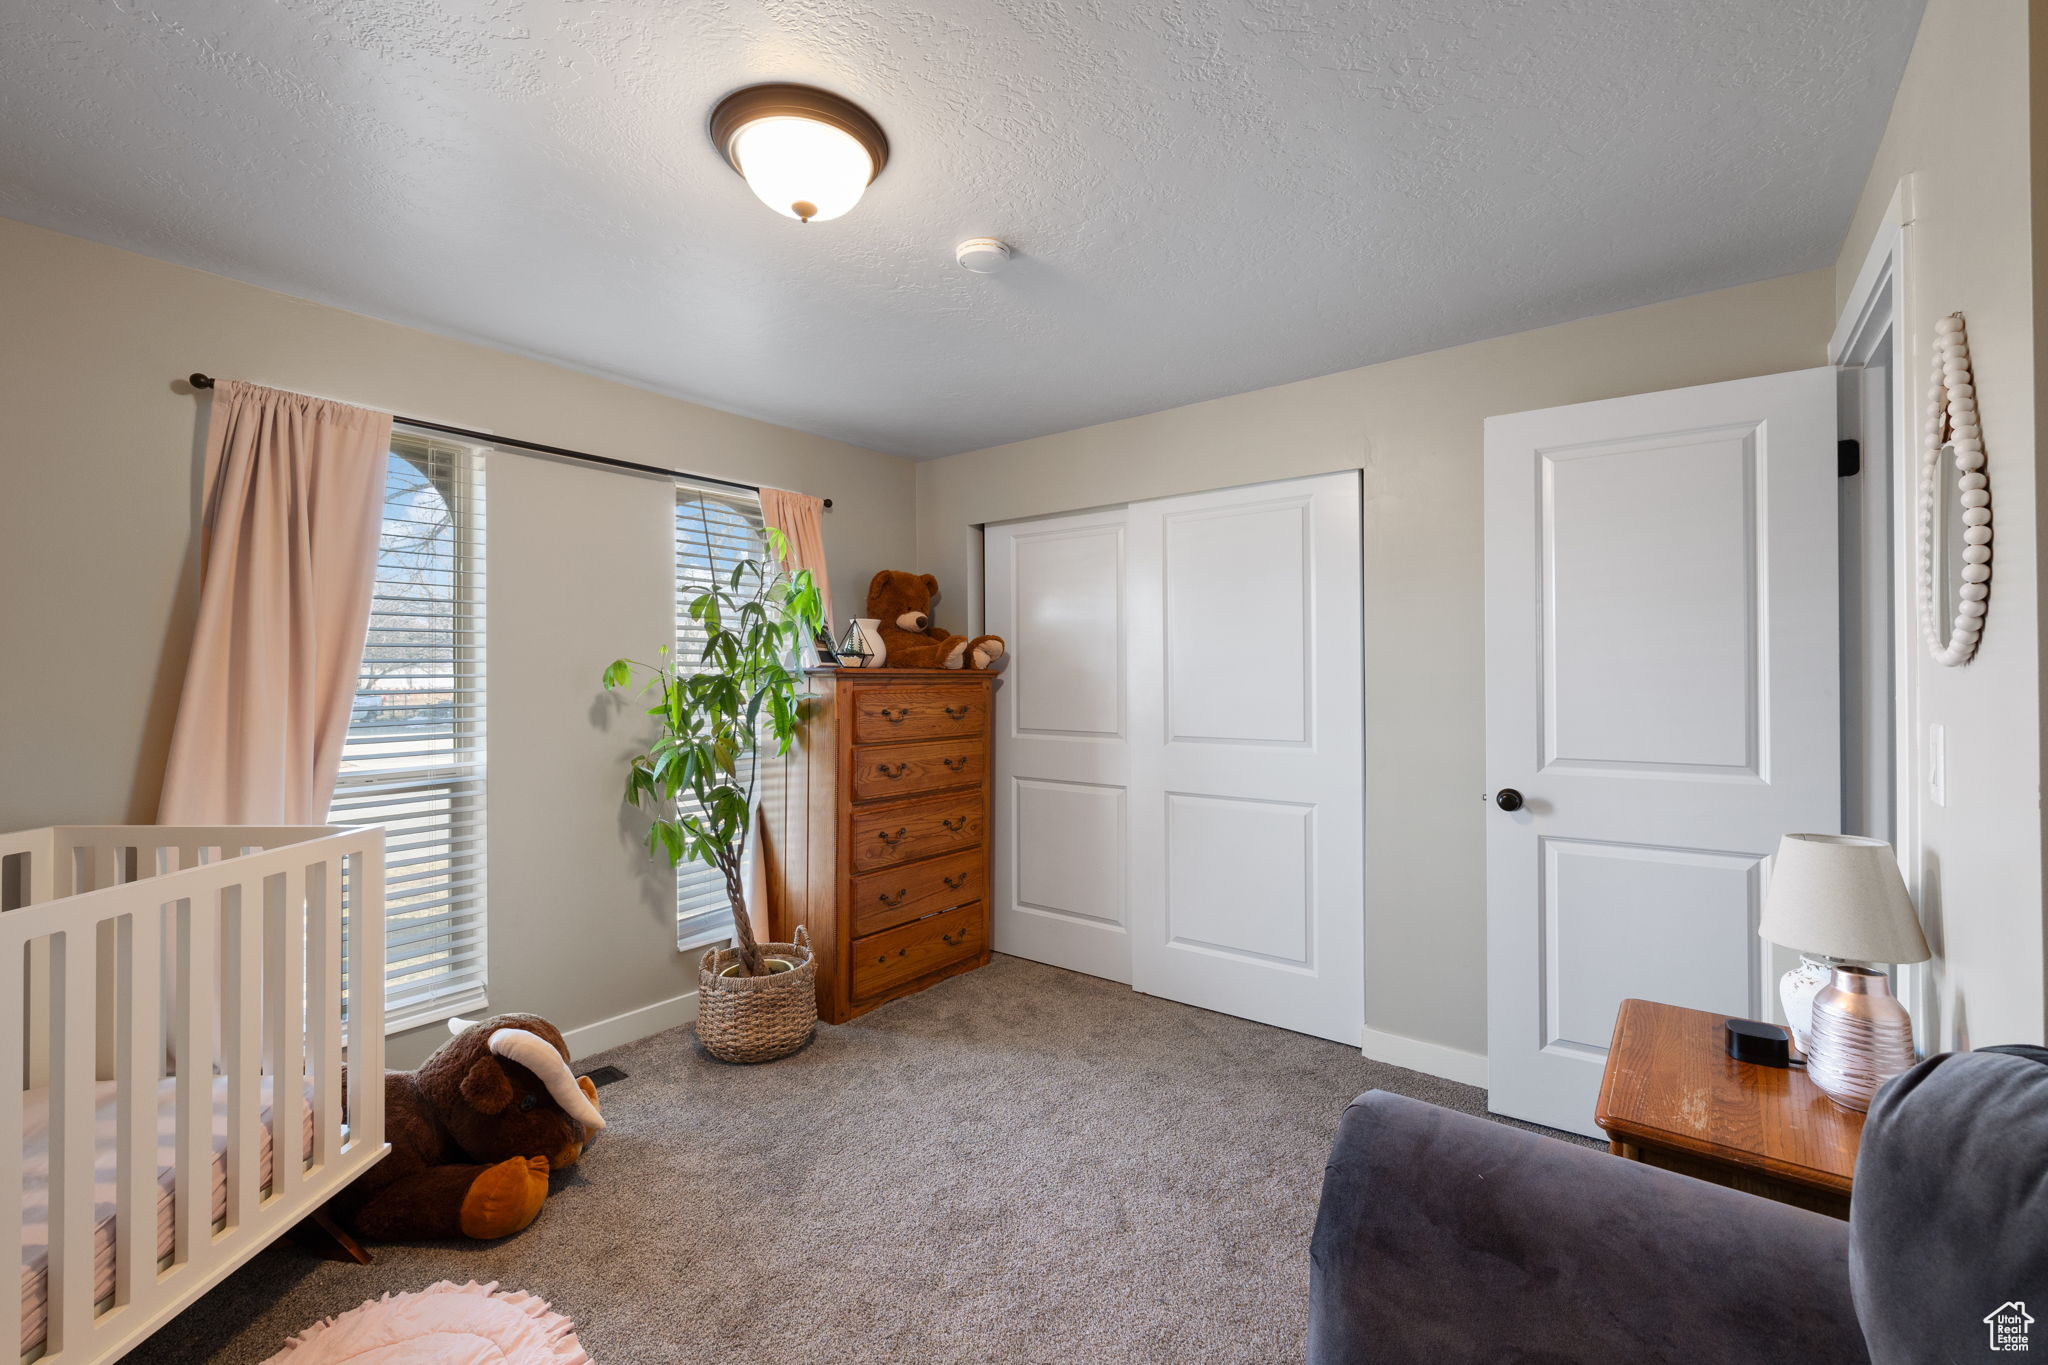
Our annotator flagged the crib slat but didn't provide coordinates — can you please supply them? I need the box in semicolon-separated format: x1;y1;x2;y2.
224;881;262;1228
308;858;341;1170
0;934;23;1365
267;866;305;1204
174;898;216;1270
49;927;99;1354
93;841;121;893
116;907;163;1312
49;843;76;900
343;840;385;1156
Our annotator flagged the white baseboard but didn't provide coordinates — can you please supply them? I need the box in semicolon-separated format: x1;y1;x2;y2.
564;990;699;1060
1359;1024;1489;1089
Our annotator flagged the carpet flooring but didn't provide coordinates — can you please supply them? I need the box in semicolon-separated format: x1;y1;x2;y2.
141;954;1587;1365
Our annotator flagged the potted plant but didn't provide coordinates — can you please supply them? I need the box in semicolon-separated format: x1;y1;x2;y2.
604;529;825;1063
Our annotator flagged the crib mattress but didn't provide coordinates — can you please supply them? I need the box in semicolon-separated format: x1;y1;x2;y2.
16;1075;316;1356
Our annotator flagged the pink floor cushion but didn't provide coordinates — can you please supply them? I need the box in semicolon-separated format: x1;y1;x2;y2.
262;1280;591;1365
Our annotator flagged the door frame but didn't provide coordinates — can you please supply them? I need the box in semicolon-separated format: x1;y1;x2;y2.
1830;176;1927;1047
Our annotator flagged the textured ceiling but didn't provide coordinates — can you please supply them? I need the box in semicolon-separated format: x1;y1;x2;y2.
0;0;1923;458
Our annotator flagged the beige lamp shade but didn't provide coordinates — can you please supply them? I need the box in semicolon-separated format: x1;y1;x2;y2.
1758;834;1931;964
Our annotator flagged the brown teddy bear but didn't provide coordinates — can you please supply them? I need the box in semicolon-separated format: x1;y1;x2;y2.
326;1012;605;1241
867;570;1006;670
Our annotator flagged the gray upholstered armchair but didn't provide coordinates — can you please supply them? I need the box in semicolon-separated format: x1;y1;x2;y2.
1309;1046;2048;1364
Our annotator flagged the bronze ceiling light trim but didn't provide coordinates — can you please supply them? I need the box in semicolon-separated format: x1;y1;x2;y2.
709;83;889;223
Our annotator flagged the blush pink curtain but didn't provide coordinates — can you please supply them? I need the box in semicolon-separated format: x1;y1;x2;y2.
758;487;833;622
157;381;392;825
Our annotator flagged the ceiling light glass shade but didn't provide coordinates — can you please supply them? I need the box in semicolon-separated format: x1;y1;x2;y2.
710;85;889;225
730;115;873;222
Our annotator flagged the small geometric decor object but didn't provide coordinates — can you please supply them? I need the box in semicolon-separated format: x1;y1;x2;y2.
261;1281;590;1364
837;618;875;668
1918;312;1992;666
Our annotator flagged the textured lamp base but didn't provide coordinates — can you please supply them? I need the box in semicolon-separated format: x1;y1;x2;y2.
1807;964;1916;1111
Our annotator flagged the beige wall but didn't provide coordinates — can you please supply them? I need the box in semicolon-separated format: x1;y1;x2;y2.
917;270;1835;1060
0;217;914;1067
14;0;2046;1078
1834;0;2045;1049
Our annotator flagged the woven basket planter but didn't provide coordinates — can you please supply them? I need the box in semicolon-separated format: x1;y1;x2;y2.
696;925;817;1063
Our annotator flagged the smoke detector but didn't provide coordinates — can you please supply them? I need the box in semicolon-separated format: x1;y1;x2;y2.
955;237;1012;274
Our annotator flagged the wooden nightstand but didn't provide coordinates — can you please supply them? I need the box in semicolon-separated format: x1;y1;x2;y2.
1594;998;1864;1219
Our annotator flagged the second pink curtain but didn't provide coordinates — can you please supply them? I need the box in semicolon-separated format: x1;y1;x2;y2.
759;487;834;625
158;381;391;825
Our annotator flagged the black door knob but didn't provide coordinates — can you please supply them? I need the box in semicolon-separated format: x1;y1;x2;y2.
1495;788;1525;812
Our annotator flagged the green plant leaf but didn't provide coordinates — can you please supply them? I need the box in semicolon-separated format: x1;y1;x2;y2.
603;529;827;941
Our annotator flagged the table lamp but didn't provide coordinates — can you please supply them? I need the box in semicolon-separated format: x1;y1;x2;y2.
1757;834;1931;1111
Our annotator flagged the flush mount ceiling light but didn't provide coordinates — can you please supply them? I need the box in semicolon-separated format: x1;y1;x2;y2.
710;83;888;224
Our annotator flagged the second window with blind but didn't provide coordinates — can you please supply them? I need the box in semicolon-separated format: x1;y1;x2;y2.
672;478;771;949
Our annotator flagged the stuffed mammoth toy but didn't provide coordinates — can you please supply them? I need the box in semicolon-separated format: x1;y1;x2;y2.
867;569;1006;670
325;1012;605;1241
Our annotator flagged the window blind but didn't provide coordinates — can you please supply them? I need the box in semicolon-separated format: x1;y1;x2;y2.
330;429;488;1032
673;479;768;949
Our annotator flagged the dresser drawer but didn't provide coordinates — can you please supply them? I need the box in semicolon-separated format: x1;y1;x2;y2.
852;901;985;1001
852;848;984;937
849;789;984;872
849;684;989;744
851;737;988;804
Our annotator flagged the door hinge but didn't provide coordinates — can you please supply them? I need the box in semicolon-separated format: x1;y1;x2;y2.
1837;439;1860;477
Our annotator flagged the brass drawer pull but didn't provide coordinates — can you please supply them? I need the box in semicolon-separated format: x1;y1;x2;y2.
878;888;908;907
940;816;967;833
877;827;907;845
879;706;909;724
942;873;968;890
941;929;966;946
876;762;908;780
943;705;971;720
941;756;968;771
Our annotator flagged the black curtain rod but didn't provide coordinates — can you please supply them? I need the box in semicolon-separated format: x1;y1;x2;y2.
185;374;830;508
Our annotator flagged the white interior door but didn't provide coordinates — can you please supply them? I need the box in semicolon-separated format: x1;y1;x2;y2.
1484;368;1841;1137
986;507;1132;982
1127;472;1365;1044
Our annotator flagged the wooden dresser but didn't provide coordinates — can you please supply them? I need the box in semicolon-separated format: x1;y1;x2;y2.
758;667;995;1023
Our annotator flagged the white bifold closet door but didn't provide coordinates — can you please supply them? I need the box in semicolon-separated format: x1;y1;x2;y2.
987;471;1364;1043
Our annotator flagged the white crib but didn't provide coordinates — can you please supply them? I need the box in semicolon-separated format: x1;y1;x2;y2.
3;826;388;1365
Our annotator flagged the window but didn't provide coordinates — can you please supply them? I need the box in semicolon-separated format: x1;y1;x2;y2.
329;428;488;1032
673;479;769;949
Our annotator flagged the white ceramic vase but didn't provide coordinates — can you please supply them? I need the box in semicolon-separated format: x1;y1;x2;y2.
1777;956;1834;1054
851;617;888;667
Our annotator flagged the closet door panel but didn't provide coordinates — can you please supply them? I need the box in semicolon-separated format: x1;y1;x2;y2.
985;509;1132;983
1128;472;1365;1043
